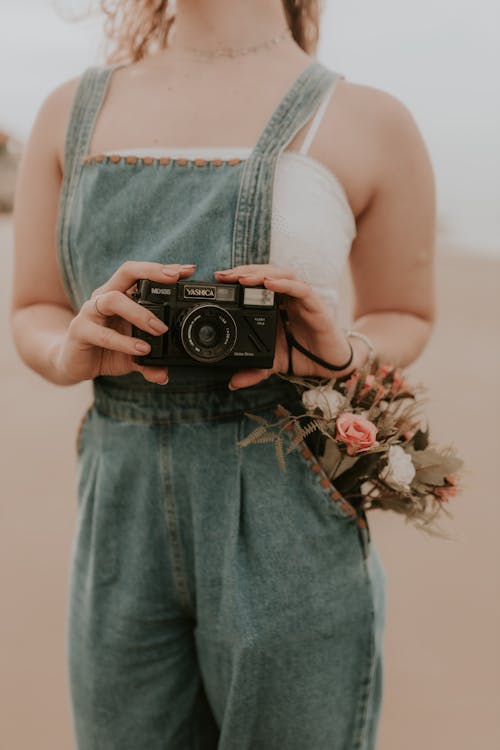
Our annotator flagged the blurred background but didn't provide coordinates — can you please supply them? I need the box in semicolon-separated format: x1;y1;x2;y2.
1;1;499;748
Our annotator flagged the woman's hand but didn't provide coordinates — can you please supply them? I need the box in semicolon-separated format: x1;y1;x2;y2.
53;261;196;385
214;264;358;390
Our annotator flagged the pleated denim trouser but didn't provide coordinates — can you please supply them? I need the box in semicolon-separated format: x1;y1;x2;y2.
69;377;386;750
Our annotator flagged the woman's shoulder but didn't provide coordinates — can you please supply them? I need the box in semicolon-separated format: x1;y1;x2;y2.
332;73;423;146
343;78;433;198
20;75;79;175
36;66;116;169
31;73;81;169
38;66;107;121
319;71;431;214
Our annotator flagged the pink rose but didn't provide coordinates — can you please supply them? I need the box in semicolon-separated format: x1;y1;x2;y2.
336;412;379;455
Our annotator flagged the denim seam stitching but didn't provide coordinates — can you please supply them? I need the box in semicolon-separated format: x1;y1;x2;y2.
62;68;103;309
57;70;91;310
255;67;337;263
292;444;359;523
160;425;195;615
231;62;336;270
57;65;119;310
350;566;377;750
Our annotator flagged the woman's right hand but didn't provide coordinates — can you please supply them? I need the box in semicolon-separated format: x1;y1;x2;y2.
54;261;197;385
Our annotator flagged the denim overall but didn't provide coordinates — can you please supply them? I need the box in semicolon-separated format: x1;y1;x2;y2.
58;60;387;750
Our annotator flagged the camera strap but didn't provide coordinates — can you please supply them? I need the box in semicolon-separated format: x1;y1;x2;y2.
279;307;354;376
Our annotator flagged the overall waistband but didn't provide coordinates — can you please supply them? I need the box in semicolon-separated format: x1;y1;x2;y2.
92;373;303;424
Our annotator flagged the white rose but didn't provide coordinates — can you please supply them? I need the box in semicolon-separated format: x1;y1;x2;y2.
361;480;380;498
302;386;346;419
302;387;323;412
379;444;416;490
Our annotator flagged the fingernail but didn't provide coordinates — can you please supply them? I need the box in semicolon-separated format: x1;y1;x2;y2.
135;341;151;353
159;375;169;385
228;381;237;391
162;268;178;276
181;263;196;268
149;317;168;334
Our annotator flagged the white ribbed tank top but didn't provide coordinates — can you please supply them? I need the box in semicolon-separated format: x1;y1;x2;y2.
103;80;356;311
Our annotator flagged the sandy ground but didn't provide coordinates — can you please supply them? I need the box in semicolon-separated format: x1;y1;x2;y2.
0;214;498;749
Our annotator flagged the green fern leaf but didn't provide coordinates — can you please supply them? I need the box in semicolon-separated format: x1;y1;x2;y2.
275;435;286;472
250;434;280;446
237;424;271;447
286;420;320;453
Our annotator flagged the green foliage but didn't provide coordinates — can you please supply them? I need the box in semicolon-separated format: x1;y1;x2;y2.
285;419;322;454
408;447;464;485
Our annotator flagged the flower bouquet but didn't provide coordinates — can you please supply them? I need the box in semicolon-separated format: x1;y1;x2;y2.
238;357;464;538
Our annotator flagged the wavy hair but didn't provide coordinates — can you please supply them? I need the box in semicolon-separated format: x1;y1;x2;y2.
99;1;324;64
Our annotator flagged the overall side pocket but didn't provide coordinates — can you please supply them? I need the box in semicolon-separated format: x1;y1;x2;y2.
73;403;119;586
275;405;372;558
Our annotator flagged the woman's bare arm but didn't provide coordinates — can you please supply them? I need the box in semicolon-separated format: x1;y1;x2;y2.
10;78;81;385
9;79;188;387
346;88;437;366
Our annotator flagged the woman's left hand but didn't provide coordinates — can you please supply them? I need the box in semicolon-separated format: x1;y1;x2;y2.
214;264;356;390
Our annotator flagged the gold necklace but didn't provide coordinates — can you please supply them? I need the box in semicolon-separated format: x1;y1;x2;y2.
170;26;293;60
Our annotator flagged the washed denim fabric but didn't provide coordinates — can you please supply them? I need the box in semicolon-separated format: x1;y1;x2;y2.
58;61;387;749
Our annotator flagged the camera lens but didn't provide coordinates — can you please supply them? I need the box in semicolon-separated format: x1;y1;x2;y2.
197;323;217;347
180;304;237;363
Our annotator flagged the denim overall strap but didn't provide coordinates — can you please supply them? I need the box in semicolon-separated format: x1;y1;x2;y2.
231;60;340;267
57;65;123;310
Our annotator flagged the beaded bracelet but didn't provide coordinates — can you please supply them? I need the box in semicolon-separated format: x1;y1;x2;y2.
342;329;376;366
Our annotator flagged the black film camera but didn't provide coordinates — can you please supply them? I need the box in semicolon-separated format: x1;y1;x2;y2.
131;279;281;367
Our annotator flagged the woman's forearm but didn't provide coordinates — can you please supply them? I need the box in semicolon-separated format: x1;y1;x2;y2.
280;308;434;382
309;309;435;380
10;303;77;386
350;310;434;369
11;303;432;390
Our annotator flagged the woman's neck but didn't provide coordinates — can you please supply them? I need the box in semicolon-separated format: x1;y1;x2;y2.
172;0;289;53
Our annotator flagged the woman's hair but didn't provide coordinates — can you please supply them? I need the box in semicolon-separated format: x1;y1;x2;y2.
100;1;324;64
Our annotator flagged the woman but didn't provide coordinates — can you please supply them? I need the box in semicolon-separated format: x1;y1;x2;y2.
10;1;436;748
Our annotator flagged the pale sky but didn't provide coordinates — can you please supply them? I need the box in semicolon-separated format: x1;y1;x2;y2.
1;0;499;255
